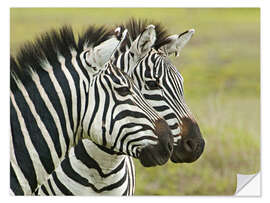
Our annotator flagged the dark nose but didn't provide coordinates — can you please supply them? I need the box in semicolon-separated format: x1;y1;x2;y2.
138;119;173;167
171;118;205;163
183;121;204;152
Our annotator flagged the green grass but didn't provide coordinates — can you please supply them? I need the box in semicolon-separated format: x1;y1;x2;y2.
134;96;260;195
10;8;260;195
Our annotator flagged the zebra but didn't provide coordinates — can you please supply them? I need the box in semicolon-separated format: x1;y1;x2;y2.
34;19;205;195
10;25;174;195
107;19;206;163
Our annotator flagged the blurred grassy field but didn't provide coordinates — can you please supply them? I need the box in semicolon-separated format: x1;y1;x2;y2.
10;8;260;195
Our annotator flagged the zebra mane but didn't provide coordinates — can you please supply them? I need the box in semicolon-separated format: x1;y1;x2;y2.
78;25;113;51
10;25;113;91
119;18;171;50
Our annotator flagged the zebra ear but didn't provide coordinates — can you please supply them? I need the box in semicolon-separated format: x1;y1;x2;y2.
129;24;156;58
90;37;120;68
87;27;130;68
110;28;129;63
159;29;195;56
83;48;100;72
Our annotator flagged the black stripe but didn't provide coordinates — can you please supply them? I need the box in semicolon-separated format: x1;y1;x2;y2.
41;185;49;195
139;61;144;82
52;172;73;195
10;163;24;195
127;52;131;73
144;55;152;78
87;81;99;135
113;50;119;64
12;84;55;175
163;113;177;120
99;78;110;146
80;81;89;133
120;53;125;71
143;93;163;101
48;179;56;195
132;68;142;90
178;30;189;37
52;59;74;132
170;122;180;130
153;105;169;112
83;51;92;67
10;101;37;193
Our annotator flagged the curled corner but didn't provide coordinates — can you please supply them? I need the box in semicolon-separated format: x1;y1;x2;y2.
234;172;261;196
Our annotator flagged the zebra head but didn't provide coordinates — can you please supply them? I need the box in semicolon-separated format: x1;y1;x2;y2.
154;29;205;163
111;22;205;163
80;52;173;167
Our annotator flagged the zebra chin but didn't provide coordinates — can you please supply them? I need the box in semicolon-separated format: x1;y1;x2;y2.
138;119;174;167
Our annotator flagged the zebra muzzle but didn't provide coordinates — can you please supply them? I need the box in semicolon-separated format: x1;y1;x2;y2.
171;118;205;163
138;119;173;167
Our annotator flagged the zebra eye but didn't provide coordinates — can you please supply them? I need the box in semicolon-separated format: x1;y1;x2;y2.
115;86;130;97
146;80;160;90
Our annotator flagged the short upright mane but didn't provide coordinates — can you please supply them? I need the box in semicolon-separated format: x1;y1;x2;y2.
119;18;170;50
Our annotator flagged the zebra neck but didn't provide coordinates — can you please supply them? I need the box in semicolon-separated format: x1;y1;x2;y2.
10;53;92;194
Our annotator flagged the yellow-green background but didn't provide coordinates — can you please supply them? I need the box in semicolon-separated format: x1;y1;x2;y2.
10;8;260;195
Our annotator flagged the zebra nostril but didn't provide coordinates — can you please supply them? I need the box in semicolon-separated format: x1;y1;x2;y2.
184;139;194;152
